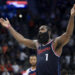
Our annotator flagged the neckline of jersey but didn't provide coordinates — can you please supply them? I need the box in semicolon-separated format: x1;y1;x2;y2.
41;39;52;46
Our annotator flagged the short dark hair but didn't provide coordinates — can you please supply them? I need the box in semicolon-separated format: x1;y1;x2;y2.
30;54;37;57
29;54;37;59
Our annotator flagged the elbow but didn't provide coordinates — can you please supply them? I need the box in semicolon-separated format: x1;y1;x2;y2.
16;39;24;44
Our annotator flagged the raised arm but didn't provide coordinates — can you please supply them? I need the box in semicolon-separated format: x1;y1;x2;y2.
0;18;37;49
53;4;75;53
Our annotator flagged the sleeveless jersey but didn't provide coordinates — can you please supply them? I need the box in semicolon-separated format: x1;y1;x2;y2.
36;40;61;75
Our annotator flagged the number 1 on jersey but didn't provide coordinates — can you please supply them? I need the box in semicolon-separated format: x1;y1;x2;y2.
45;54;48;61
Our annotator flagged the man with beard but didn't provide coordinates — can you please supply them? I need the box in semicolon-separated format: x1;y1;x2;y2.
23;55;36;75
0;4;75;75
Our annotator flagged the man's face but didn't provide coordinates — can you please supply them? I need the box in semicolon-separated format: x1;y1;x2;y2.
29;56;37;66
39;25;48;33
38;25;50;44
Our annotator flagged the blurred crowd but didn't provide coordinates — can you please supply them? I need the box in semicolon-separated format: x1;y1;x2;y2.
0;0;75;75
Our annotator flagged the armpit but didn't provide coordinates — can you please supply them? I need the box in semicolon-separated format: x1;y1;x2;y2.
55;41;62;50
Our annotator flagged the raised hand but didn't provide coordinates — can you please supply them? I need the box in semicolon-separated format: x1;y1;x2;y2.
71;4;75;16
0;18;11;28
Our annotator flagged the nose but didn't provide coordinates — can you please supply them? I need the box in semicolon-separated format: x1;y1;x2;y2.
39;30;44;33
39;28;45;32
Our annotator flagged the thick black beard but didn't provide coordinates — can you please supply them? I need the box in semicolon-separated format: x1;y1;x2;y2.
38;32;49;44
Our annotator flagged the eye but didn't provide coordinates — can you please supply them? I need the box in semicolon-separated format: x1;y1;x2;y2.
41;27;45;30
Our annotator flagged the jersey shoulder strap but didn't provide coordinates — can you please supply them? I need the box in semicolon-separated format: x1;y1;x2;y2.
50;40;61;57
23;68;31;75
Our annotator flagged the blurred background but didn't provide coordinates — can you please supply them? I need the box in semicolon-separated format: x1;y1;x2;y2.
0;0;75;75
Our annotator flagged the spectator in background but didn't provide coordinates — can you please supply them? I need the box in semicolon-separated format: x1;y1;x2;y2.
65;53;71;67
2;44;8;54
19;65;25;75
12;62;20;74
0;63;5;72
23;55;37;75
16;51;20;65
20;51;28;64
2;68;10;75
5;60;13;73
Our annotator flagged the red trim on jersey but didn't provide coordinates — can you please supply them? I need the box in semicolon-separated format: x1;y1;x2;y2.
38;47;50;54
29;72;36;75
37;40;52;54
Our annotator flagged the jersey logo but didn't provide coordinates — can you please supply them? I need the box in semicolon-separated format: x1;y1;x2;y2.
38;47;50;54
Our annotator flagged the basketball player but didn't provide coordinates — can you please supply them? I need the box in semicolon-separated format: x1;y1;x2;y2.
23;55;36;75
0;4;75;75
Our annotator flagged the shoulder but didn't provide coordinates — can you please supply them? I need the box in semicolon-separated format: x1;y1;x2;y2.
26;68;32;73
26;68;31;73
22;68;30;75
33;40;40;48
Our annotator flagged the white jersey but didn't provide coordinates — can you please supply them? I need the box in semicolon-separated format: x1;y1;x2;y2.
22;67;36;75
